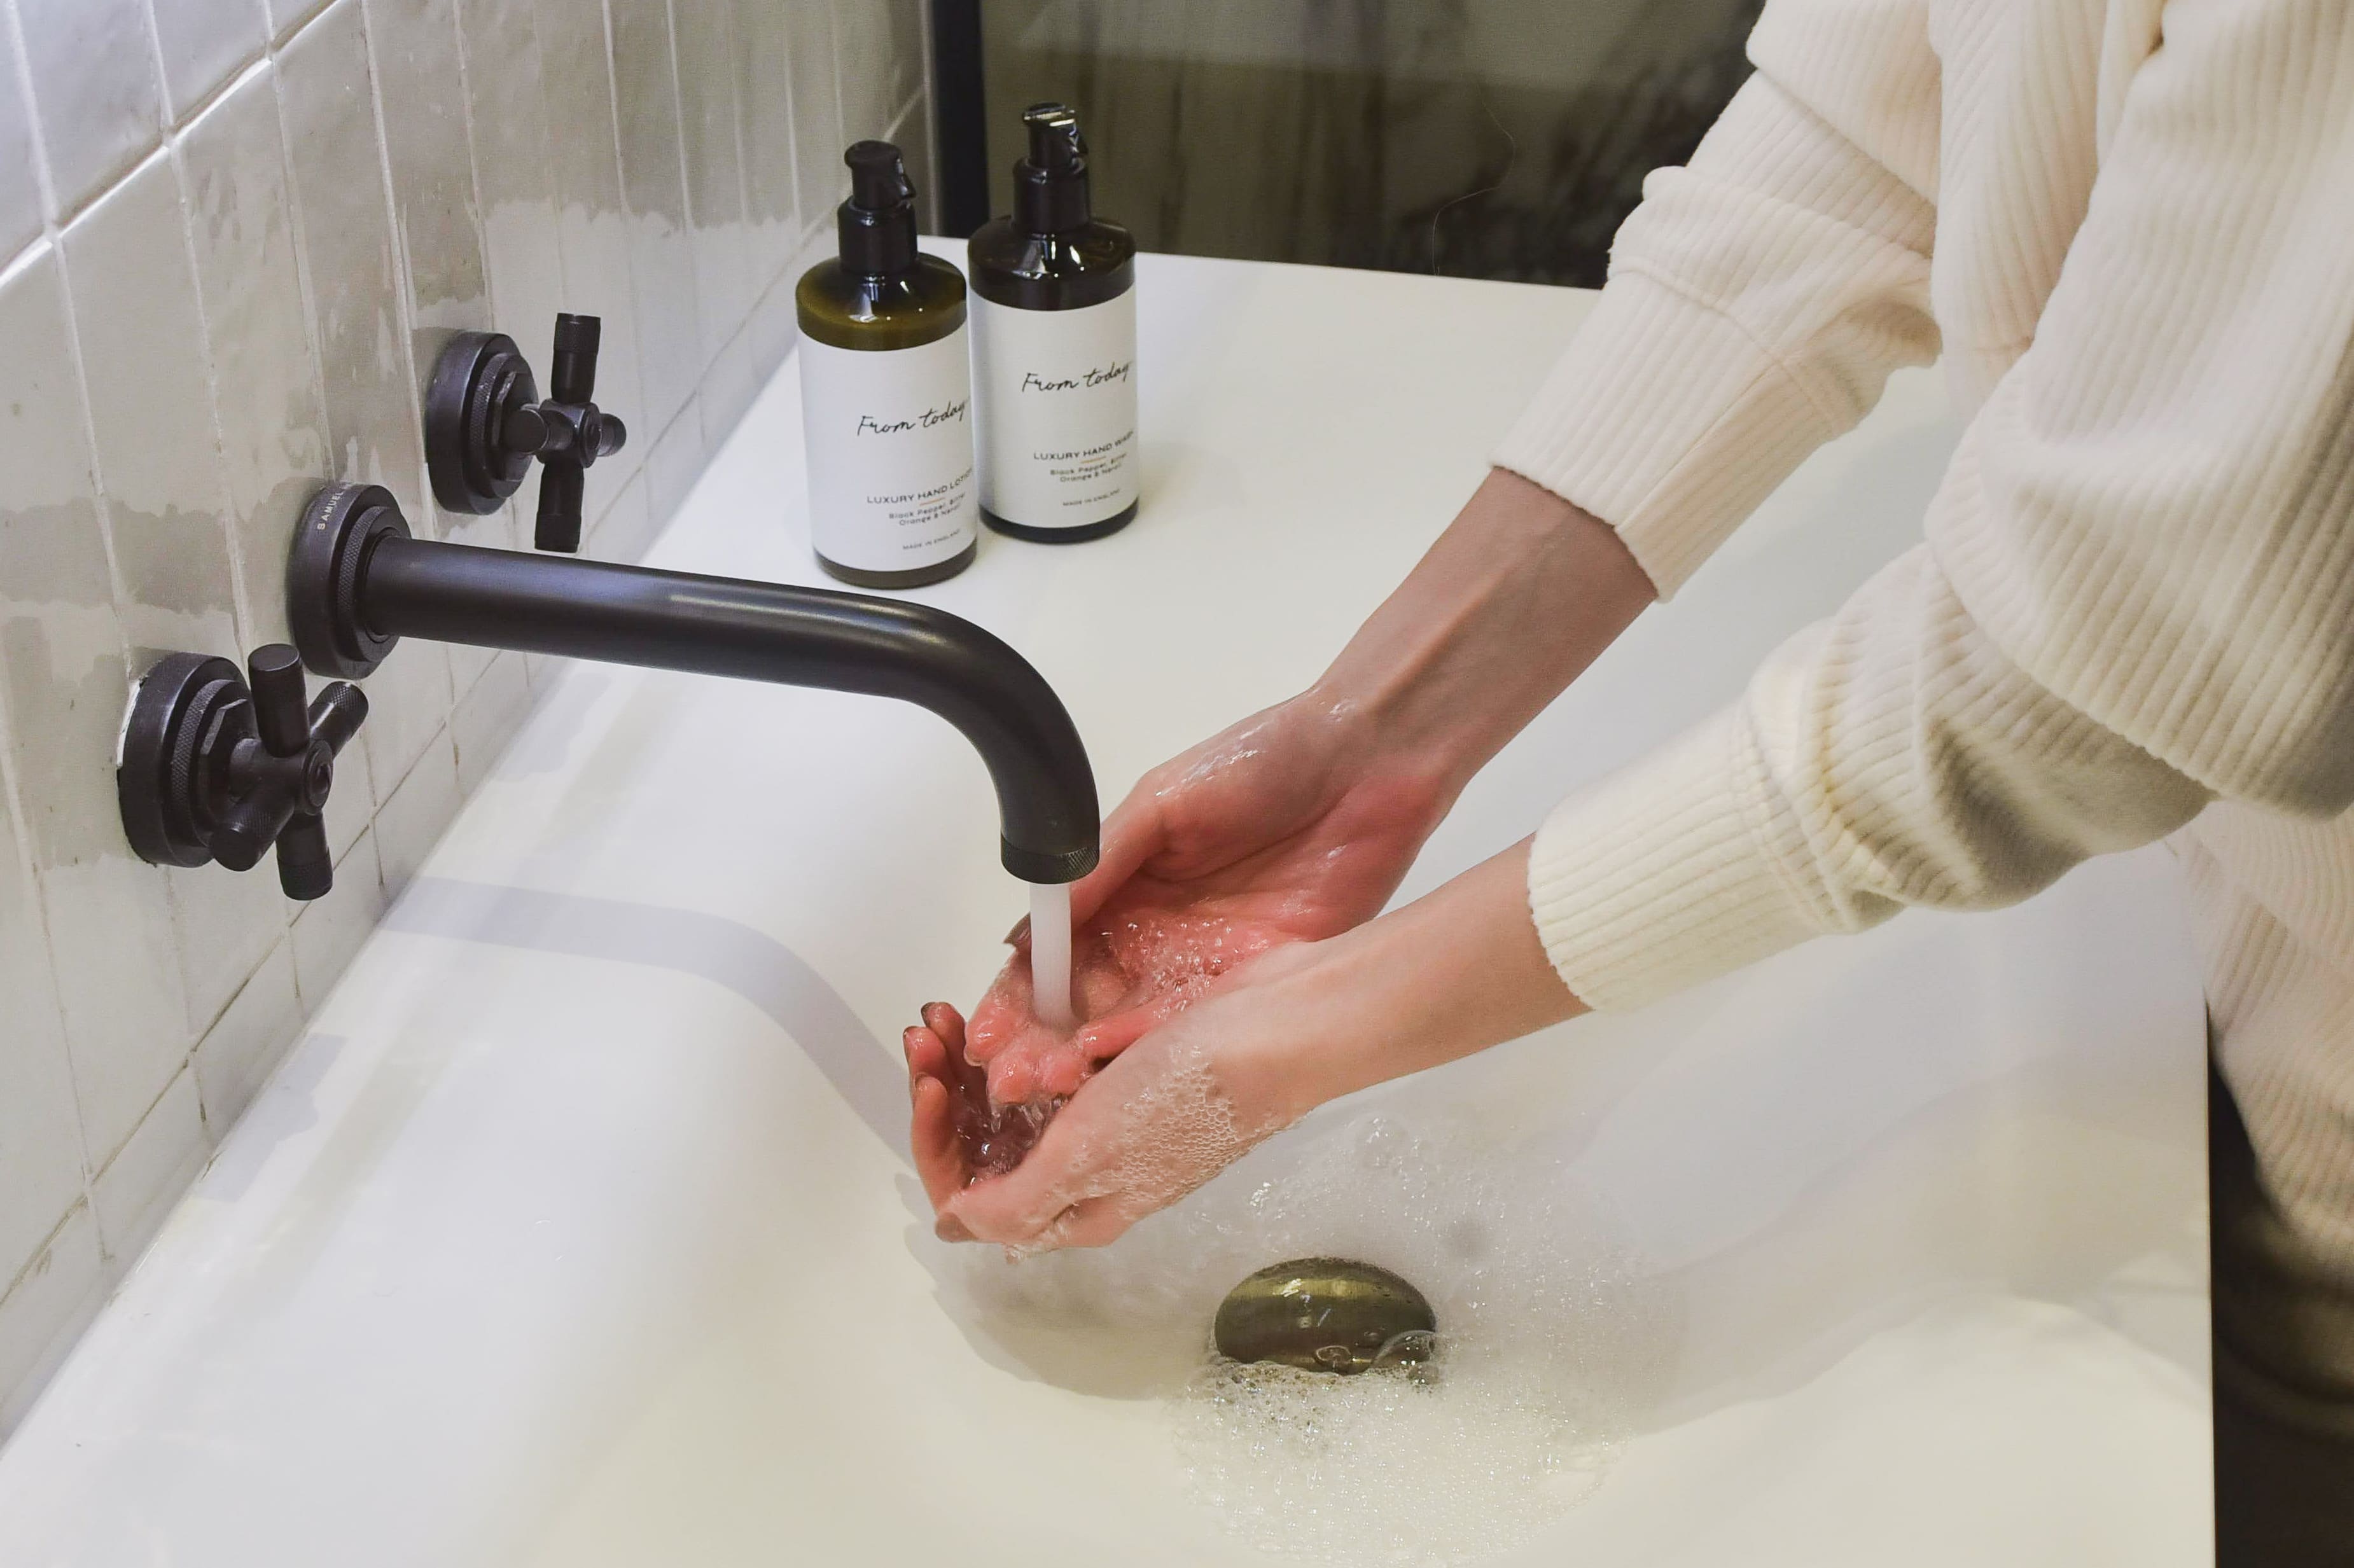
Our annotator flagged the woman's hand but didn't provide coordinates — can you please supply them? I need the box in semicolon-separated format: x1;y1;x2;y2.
931;841;1587;1251
959;472;1652;1107
960;693;1452;1106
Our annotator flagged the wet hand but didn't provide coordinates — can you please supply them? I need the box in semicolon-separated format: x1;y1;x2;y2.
941;842;1587;1251
963;695;1451;1104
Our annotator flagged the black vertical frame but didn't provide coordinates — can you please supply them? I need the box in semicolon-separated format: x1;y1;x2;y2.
930;0;991;236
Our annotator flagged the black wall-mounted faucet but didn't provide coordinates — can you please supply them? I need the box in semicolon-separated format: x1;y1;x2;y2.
287;483;1101;885
427;314;627;554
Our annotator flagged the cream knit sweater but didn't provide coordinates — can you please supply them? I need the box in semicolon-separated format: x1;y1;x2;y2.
1499;0;2354;1398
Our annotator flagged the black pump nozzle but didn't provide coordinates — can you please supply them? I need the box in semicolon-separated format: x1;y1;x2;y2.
1013;103;1093;235
838;140;919;275
1024;104;1085;176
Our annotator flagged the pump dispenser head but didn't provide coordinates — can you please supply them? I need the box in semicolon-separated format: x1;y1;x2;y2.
838;140;919;275
1013;103;1093;235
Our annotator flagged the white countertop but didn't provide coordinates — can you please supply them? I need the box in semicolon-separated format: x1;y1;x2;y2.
0;251;2210;1564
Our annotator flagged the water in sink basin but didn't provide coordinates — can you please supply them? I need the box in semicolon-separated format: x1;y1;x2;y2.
951;1106;1673;1564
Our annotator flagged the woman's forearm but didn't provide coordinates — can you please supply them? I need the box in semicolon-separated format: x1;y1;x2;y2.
1313;469;1656;796
1237;839;1588;1128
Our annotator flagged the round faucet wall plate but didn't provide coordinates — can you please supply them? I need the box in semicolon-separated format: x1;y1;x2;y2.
117;652;250;868
1213;1258;1438;1375
427;330;535;515
289;482;410;681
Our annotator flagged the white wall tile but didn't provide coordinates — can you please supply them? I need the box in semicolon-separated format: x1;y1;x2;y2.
149;0;268;121
277;0;430;525
290;826;384;1007
450;0;563;544
728;0;802;288
747;254;804;382
787;0;844;231
606;0;702;428
363;0;499;552
192;937;302;1133
0;781;85;1294
646;394;706;525
671;0;756;366
178;58;335;654
0;11;44;261
62;151;241;662
45;853;195;1171
450;649;530;792
531;0;647;489
90;1066;209;1266
583;466;651;563
832;0;919;146
350;635;454;821
891;93;935;229
373;725;457;898
701;326;760;452
264;0;331;43
12;0;165;218
0;1204;104;1435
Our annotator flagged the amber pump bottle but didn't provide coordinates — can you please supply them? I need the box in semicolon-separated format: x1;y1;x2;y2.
796;141;979;588
967;104;1139;543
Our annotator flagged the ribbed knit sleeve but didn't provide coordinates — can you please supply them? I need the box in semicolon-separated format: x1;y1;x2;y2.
1528;0;2354;1011
1494;2;1942;595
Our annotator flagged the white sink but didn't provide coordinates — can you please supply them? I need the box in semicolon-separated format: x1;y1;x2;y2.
0;253;2210;1565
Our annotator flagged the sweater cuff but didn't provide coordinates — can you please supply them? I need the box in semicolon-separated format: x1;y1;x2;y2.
1493;270;1840;597
1528;705;1823;1011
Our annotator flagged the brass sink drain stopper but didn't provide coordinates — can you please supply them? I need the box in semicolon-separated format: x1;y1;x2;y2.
1212;1258;1437;1374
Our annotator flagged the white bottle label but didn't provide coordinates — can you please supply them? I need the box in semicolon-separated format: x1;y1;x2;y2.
797;327;979;573
972;290;1139;530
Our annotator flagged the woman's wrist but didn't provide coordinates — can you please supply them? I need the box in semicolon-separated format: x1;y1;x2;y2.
1258;838;1587;1116
1306;469;1656;800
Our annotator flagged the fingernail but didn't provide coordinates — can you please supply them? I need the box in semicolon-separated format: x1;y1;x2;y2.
1003;916;1030;946
935;1215;974;1243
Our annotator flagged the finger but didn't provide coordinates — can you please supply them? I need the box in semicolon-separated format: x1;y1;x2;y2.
909;1076;967;1212
964;974;1033;1064
905;1023;970;1213
1071;1006;1160;1063
921;1001;968;1059
1072;985;1195;1062
1034;1040;1097;1098
984;1044;1043;1107
1068;792;1168;927
922;1002;985;1097
948;1109;1105;1245
904;1020;951;1088
1024;1195;1141;1252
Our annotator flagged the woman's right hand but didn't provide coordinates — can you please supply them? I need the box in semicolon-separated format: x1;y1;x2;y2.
959;469;1657;1107
960;689;1453;1104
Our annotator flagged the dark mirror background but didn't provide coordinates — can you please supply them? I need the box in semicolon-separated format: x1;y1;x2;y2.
939;0;1764;287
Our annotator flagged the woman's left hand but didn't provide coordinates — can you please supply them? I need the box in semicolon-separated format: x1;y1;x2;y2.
916;839;1589;1251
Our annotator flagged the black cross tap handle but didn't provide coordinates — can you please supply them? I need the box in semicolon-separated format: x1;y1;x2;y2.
425;313;630;555
117;644;370;901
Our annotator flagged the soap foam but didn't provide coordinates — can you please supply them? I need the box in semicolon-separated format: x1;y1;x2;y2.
954;1110;1669;1562
1006;1035;1281;1260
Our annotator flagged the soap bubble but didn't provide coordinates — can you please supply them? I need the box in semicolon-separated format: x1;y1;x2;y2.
952;1109;1672;1563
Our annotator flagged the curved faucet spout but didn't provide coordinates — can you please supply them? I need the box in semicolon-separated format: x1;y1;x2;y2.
289;483;1100;884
